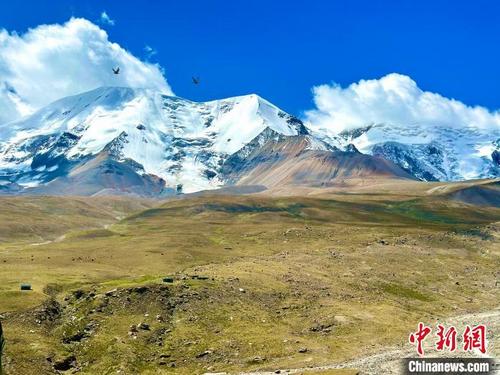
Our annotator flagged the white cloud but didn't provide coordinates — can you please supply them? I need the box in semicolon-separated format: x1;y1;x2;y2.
304;73;500;133
144;45;157;60
99;11;115;26
0;18;172;125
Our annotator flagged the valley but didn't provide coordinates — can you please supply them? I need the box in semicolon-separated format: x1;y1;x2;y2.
0;180;499;374
1;4;500;375
0;86;499;375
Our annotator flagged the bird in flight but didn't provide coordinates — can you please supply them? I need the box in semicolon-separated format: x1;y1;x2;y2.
192;76;200;85
112;67;120;75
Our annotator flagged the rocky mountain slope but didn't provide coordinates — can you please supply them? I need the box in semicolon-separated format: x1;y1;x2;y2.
0;87;307;195
0;86;498;196
222;131;414;188
308;122;500;181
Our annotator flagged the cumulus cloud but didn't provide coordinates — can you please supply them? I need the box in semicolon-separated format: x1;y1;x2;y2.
0;18;172;124
304;73;500;133
99;11;115;26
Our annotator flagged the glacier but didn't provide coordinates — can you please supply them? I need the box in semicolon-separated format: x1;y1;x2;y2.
0;87;307;193
0;86;499;195
307;122;500;181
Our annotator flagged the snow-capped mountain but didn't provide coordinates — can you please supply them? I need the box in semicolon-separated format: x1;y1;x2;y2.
221;131;414;188
1;86;499;196
0;87;307;194
308;122;500;181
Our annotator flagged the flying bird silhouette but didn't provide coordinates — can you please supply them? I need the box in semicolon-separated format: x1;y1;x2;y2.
192;76;200;85
112;67;120;75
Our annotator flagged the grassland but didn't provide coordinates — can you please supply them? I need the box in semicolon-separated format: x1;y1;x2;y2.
0;196;156;244
0;188;499;374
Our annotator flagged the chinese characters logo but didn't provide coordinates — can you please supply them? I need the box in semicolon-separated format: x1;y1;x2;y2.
409;323;487;356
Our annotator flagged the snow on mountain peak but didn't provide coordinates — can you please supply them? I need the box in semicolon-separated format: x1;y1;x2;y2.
1;85;498;195
0;87;307;193
307;121;500;181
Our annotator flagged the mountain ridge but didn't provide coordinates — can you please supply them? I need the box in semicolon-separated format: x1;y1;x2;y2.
1;86;499;196
0;87;307;194
308;121;500;181
222;132;415;188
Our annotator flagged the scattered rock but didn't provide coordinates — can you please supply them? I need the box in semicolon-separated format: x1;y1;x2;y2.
72;289;85;299
196;350;212;358
132;286;149;294
53;355;77;371
129;324;138;333
34;299;62;324
310;322;333;333
62;331;86;344
298;347;308;353
105;288;117;297
249;356;266;363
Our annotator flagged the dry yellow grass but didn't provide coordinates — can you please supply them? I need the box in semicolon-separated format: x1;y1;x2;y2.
0;187;498;374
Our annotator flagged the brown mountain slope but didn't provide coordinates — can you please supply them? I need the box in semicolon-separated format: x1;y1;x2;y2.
223;135;415;188
26;152;168;197
444;180;500;207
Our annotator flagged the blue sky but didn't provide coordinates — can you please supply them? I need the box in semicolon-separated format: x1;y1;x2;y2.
1;0;499;116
